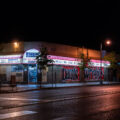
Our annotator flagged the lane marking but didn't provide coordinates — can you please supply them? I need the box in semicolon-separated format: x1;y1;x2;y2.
0;111;37;119
0;97;39;102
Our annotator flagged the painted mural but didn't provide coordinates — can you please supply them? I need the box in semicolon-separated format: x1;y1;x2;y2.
62;66;104;81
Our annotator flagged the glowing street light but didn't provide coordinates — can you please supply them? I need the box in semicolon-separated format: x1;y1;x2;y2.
13;41;19;52
14;42;19;49
105;40;112;46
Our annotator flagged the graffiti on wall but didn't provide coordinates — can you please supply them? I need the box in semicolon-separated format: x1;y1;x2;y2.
62;66;80;81
85;67;104;80
62;66;104;81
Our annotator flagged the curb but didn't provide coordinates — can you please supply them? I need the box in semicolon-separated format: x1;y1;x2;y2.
0;83;120;94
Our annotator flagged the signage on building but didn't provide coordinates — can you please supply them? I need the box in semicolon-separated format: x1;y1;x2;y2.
26;52;39;57
0;53;110;67
0;55;22;59
0;55;22;64
90;60;110;67
53;59;79;66
48;55;110;67
23;49;40;63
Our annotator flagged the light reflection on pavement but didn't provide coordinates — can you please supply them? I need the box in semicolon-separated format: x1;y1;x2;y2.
1;85;120;120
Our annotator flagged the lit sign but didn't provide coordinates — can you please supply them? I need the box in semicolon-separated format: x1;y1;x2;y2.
23;58;37;64
0;54;22;64
23;49;40;63
53;59;79;66
90;60;110;67
48;55;110;67
0;54;110;67
0;58;22;64
47;55;78;61
89;62;110;67
0;55;22;59
26;52;39;57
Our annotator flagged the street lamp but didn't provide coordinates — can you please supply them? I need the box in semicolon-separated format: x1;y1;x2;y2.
13;42;19;48
100;40;112;84
10;41;19;87
106;40;111;45
13;41;19;52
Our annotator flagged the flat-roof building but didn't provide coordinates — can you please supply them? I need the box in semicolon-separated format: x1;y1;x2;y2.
0;41;110;84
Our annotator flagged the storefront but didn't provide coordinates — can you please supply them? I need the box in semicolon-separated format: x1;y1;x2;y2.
23;49;39;83
0;47;110;84
0;49;39;84
0;55;23;83
47;55;110;83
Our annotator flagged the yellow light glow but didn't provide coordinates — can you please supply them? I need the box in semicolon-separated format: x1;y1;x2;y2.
106;40;111;45
14;42;19;48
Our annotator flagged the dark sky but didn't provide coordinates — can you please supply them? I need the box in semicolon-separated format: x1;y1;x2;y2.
0;1;120;52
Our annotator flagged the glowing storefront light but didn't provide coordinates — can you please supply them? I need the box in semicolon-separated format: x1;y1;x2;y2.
0;53;110;67
48;55;110;67
0;55;22;59
0;59;22;64
90;60;110;67
0;55;22;64
23;49;40;64
52;59;79;66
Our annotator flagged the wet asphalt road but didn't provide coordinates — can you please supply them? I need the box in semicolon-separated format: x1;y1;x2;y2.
1;85;120;119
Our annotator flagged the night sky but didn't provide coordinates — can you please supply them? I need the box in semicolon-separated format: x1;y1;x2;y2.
0;1;120;52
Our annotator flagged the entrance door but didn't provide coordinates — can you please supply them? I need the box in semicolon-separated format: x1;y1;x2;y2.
28;64;37;83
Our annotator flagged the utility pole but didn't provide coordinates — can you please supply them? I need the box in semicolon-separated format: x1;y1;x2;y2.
100;43;103;85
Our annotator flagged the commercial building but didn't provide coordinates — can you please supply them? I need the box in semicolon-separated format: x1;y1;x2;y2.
0;41;110;84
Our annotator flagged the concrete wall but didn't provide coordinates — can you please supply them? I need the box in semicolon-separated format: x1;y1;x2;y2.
0;42;24;55
0;41;101;60
24;41;101;60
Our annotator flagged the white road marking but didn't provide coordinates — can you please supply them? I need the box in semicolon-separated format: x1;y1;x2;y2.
0;111;37;119
0;97;40;101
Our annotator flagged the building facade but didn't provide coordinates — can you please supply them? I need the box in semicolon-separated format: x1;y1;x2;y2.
0;41;110;84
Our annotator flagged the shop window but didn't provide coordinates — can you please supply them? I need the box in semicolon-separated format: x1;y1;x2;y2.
11;65;23;72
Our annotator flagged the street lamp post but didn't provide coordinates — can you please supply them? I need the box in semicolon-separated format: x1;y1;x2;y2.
100;43;103;84
11;41;19;86
100;40;112;85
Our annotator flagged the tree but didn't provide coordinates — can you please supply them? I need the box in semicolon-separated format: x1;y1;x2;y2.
104;51;120;81
104;52;118;69
78;53;91;82
36;47;54;87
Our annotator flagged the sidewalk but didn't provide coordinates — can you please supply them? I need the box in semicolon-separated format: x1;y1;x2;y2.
0;81;120;93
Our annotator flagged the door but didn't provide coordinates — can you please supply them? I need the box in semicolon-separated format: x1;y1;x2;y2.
28;64;37;83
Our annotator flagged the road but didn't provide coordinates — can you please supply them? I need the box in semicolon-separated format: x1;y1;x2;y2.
1;85;120;119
